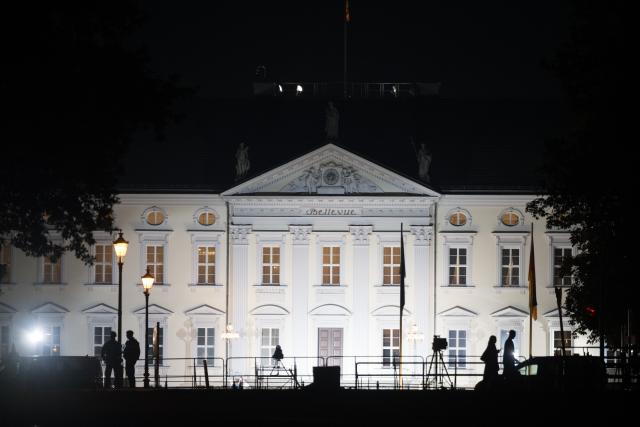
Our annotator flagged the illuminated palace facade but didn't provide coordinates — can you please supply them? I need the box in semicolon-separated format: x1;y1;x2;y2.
0;144;591;387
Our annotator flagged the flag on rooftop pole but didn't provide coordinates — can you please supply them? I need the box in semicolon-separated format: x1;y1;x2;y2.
528;223;538;321
399;223;406;387
400;223;406;310
528;223;537;359
345;0;351;22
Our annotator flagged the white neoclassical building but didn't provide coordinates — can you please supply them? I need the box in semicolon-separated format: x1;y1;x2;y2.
0;144;591;387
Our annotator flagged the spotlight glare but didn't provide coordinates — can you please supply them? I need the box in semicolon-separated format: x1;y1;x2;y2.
27;328;44;344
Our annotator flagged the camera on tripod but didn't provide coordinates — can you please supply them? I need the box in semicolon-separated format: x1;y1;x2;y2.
432;335;448;352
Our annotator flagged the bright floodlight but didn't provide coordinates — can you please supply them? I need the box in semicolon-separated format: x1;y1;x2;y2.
113;231;129;259
278;84;283;93
296;84;303;94
27;328;44;344
141;268;155;292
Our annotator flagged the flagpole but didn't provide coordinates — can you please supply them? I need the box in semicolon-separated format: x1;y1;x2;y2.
399;223;403;388
343;1;348;99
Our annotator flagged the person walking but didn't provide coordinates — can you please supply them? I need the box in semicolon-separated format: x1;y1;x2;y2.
123;330;140;388
502;330;517;377
481;335;500;387
101;331;123;389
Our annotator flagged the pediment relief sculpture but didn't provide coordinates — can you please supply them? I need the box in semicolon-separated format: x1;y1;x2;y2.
281;161;381;194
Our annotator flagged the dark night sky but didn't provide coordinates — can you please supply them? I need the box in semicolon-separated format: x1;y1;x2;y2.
119;1;574;192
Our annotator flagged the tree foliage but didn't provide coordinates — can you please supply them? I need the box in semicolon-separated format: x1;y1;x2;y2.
0;3;186;267
527;1;634;343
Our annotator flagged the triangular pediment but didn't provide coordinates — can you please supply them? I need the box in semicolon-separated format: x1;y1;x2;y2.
543;308;570;318
184;304;224;316
133;304;173;315
309;304;352;316
371;305;411;316
249;304;289;316
0;302;17;314
491;306;529;318
223;144;439;196
438;306;476;317
82;303;117;314
31;302;69;314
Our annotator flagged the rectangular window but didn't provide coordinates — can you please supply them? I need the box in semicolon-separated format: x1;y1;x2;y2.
146;245;164;284
260;328;279;366
448;247;467;285
94;244;113;284
262;246;280;285
43;256;62;283
553;247;572;287
448;330;467;368
0;243;11;283
93;326;112;357
197;246;216;285
501;248;520;286
499;329;521;361
383;246;401;285
41;325;61;356
553;330;573;356
382;328;400;367
322;246;340;285
1;325;10;360
196;327;215;365
147;326;164;362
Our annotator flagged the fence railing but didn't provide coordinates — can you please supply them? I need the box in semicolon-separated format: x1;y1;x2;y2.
6;347;638;390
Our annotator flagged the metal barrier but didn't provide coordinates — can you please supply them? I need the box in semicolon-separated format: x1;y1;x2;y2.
87;346;640;390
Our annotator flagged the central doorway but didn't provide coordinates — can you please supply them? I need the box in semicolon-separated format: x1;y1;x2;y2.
318;328;343;369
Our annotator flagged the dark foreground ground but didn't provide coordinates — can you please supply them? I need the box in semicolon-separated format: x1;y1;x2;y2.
0;388;636;426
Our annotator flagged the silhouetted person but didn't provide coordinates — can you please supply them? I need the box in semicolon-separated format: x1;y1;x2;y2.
101;331;122;388
272;345;283;362
502;330;517;376
481;335;500;386
123;330;140;388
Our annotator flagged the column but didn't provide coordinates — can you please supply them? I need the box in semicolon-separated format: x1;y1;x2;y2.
349;226;372;358
289;225;312;376
411;225;433;357
229;225;251;372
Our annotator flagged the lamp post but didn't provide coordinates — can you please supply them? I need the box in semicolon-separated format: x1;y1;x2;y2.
112;231;129;344
141;267;155;388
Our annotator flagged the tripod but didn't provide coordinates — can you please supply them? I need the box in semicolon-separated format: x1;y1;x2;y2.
425;350;453;389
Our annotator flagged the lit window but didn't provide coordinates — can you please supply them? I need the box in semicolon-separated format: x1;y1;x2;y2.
146;245;164;284
322;247;340;285
1;325;10;360
146;210;165;226
197;246;216;285
382;328;400;367
198;211;216;226
501;212;520;226
262;247;280;285
93;326;112;357
94;244;113;284
0;243;11;283
146;326;164;362
501;248;520;286
260;328;279;366
553;247;572;287
449;212;467;226
196;327;215;365
553;330;573;356
448;248;467;285
448;330;467;368
43;256;62;283
41;325;61;356
383;247;401;285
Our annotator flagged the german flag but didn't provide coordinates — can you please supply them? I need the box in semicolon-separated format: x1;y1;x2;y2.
345;0;351;23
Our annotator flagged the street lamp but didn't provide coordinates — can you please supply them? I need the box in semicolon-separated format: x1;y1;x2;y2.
141;267;155;388
113;230;129;344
